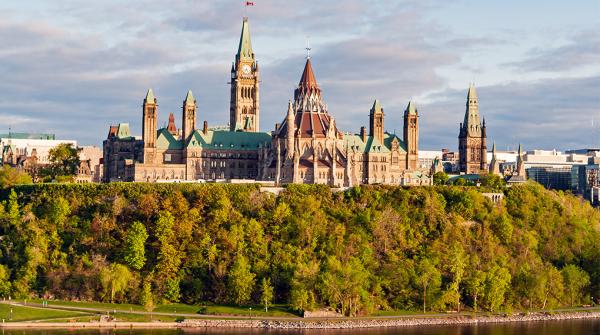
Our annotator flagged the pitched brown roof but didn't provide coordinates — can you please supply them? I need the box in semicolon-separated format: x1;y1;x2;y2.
299;59;318;89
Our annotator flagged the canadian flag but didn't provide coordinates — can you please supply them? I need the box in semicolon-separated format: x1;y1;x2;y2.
246;1;255;5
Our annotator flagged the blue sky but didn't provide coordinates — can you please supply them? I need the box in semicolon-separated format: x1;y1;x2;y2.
1;0;599;150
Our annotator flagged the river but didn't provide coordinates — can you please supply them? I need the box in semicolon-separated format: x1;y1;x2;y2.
2;319;600;335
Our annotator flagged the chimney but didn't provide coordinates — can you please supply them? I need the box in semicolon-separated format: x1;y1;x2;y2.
275;123;280;131
203;121;208;134
360;126;367;142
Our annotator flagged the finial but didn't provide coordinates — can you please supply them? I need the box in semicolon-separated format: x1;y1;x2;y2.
305;37;312;59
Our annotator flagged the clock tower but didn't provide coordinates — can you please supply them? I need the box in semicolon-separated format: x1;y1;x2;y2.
230;17;260;132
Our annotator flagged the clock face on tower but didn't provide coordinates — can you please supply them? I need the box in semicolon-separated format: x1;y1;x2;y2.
242;64;251;75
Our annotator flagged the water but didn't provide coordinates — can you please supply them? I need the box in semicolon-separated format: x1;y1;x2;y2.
1;320;600;335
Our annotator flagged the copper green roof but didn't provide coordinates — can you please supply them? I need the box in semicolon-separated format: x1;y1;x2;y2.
184;90;195;105
116;123;132;139
156;128;183;150
405;101;417;115
370;99;383;115
237;17;254;62
344;132;406;154
0;133;55;140
187;130;271;151
145;89;155;103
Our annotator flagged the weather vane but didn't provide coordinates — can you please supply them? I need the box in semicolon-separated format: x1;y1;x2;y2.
305;37;312;59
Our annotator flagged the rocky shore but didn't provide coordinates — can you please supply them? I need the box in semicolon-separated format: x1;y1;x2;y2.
1;311;599;329
182;311;600;329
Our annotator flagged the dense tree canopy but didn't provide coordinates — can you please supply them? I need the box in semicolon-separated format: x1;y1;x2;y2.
0;182;598;315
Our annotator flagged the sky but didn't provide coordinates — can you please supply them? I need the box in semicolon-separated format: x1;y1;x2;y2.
1;0;599;151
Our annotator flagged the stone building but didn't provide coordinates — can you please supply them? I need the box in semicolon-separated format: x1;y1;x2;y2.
458;84;487;174
103;17;426;186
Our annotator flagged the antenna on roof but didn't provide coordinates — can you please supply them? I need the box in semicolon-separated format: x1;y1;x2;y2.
305;37;312;60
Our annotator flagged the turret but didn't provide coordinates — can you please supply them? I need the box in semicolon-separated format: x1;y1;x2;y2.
489;142;501;176
403;100;419;170
369;99;384;145
142;89;157;149
286;100;295;157
182;90;197;141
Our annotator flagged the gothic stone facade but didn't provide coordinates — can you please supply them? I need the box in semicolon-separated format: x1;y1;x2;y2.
103;18;426;186
458;84;487;174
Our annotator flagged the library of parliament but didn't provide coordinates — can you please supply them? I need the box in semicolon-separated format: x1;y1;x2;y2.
103;18;455;186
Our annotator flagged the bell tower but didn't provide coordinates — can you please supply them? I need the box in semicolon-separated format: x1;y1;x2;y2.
182;90;196;141
369;99;384;145
142;88;157;163
230;17;260;132
403;101;419;170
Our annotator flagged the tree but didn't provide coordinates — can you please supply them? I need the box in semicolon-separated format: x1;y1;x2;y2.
45;143;79;180
99;263;133;303
433;172;449;186
484;266;511;312
261;277;274;312
228;254;255;305
415;258;441;313
0;166;32;188
140;280;155;320
562;264;590;307
0;265;11;298
124;221;148;270
465;269;486;312
447;243;467;311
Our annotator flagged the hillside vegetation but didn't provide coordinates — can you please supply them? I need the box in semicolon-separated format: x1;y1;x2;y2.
0;182;598;316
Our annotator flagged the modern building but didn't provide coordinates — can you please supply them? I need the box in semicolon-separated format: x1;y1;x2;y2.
103;17;427;186
0;132;77;166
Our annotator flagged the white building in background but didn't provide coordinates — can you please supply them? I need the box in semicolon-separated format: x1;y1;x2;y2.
418;150;443;170
0;133;77;165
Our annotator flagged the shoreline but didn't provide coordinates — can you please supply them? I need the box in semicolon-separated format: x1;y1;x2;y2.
1;311;600;329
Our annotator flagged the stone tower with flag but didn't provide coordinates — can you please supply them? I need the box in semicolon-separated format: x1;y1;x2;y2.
230;17;260;132
458;84;487;174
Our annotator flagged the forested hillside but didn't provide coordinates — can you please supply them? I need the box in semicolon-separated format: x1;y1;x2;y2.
0;182;598;316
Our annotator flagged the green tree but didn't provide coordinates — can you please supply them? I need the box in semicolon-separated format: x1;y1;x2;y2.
45;143;79;180
415;258;441;313
261;277;274;312
99;263;133;303
562;264;590;307
0;166;32;188
228;254;255;305
124;221;148;270
465;269;486;312
447;243;467;311
484;266;511;312
140;279;155;319
433;172;449;186
0;264;11;297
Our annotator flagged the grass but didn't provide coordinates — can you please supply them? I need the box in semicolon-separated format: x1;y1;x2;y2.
201;304;299;317
30;299;299;318
0;303;89;322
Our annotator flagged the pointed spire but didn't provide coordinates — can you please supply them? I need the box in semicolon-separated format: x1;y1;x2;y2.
492;142;497;156
185;90;195;105
467;83;478;101
370;99;383;115
299;58;318;89
145;89;155;103
518;143;523;156
236;17;254;61
287;100;294;116
405;100;417;115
